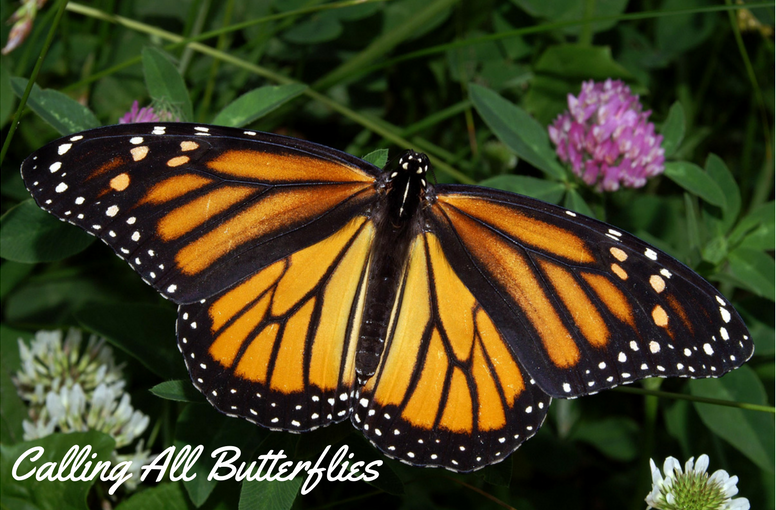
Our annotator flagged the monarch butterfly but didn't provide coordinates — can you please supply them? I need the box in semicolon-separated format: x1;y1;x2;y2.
21;122;753;472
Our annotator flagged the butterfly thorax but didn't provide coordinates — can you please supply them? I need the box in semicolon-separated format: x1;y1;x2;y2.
355;151;429;384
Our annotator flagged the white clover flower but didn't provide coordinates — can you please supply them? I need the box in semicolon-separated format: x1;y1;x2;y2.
14;329;153;492
646;454;750;510
15;329;124;405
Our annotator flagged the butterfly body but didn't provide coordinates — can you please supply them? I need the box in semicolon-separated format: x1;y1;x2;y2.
20;123;753;472
357;151;430;380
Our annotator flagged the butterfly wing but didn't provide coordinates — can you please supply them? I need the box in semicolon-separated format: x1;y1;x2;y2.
20;123;380;304
179;216;375;431
426;185;754;398
353;232;551;471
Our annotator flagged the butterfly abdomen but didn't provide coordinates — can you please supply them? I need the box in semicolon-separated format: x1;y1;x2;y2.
355;151;430;382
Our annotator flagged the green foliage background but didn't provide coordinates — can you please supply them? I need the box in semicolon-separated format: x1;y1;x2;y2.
0;1;773;509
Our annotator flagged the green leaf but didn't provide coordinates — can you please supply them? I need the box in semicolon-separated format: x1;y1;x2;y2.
660;101;685;157
656;0;716;61
149;380;205;403
176;404;265;507
1;431;115;510
469;83;565;179
533;44;633;80
663;162;726;208
704;154;741;234
382;0;453;41
0;261;34;300
570;417;639;461
75;303;187;379
10;78;100;135
4;274;130;326
701;234;728;266
115;482;190;510
362;149;389;169
729;201;774;248
739;224;776;251
0;325;30;445
283;14;342;44
492;13;532;60
0;60;16;127
737;206;775;251
563;189;595;218
727;247;775;302
0;200;95;263
1;169;30;202
690;365;775;472
511;0;628;34
239;477;303;510
142;48;193;121
212;84;306;128
479;175;565;203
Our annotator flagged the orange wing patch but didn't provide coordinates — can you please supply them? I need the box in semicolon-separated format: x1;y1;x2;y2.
309;231;372;391
401;330;449;428
141;174;215;204
158;186;258;241
207;150;374;183
438;194;594;264
539;258;609;348
88;156;125;180
174;183;371;275
581;272;635;328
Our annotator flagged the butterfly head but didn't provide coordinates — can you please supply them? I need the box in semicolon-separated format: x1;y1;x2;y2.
384;150;431;221
394;150;430;180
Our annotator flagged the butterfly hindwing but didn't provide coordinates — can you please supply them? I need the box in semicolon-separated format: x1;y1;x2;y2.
20;123;380;304
178;216;376;431
353;233;551;471
428;186;754;398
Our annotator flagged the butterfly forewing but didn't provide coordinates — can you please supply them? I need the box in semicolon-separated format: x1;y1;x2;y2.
429;187;754;398
20;124;380;303
353;233;551;471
